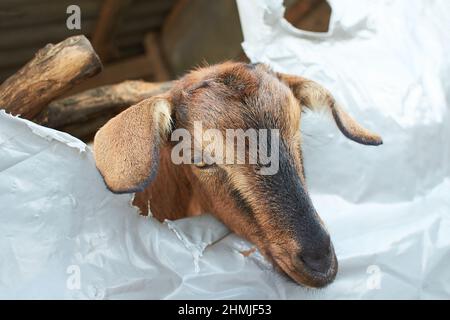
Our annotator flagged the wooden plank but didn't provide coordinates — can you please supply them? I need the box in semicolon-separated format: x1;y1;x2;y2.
0;0;100;29
0;47;43;69
0;20;97;50
0;66;21;83
63;54;153;96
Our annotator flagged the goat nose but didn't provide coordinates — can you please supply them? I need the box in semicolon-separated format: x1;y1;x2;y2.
300;250;331;274
298;241;332;274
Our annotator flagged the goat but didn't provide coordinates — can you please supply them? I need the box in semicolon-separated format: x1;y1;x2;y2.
93;61;382;288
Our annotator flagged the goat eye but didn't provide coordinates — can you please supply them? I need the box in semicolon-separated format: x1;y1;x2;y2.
192;152;217;169
192;157;216;169
195;161;218;169
194;161;209;168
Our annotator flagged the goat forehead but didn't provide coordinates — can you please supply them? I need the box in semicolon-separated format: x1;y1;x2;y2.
180;79;299;133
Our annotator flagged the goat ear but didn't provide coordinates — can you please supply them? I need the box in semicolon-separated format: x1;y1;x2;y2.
93;96;172;193
277;73;383;146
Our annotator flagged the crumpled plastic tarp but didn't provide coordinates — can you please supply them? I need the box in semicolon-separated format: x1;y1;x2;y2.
1;0;449;299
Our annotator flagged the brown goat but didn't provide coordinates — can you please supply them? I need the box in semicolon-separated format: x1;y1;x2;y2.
93;61;382;288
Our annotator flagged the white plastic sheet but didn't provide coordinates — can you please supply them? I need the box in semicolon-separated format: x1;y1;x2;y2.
1;0;449;299
236;0;450;298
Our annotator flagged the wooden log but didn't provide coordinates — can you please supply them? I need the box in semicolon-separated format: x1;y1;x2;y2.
0;35;102;119
59;111;119;141
37;80;173;129
63;54;154;96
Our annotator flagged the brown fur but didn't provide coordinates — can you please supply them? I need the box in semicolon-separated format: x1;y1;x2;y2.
94;97;172;193
94;61;382;288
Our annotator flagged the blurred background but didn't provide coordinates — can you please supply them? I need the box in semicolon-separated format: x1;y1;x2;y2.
0;0;331;140
0;0;330;86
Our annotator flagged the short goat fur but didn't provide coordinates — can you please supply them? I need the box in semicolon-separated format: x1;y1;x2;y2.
94;62;382;288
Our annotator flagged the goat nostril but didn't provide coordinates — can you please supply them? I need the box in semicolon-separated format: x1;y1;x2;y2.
299;248;332;274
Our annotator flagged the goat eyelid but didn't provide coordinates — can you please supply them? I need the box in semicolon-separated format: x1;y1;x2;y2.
193;161;217;169
192;155;217;169
194;161;208;168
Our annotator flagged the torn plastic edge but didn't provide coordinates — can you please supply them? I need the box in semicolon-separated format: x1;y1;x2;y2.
164;219;208;273
129;194;208;273
0;110;86;152
0;109;267;275
128;193;210;273
129;193;153;218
